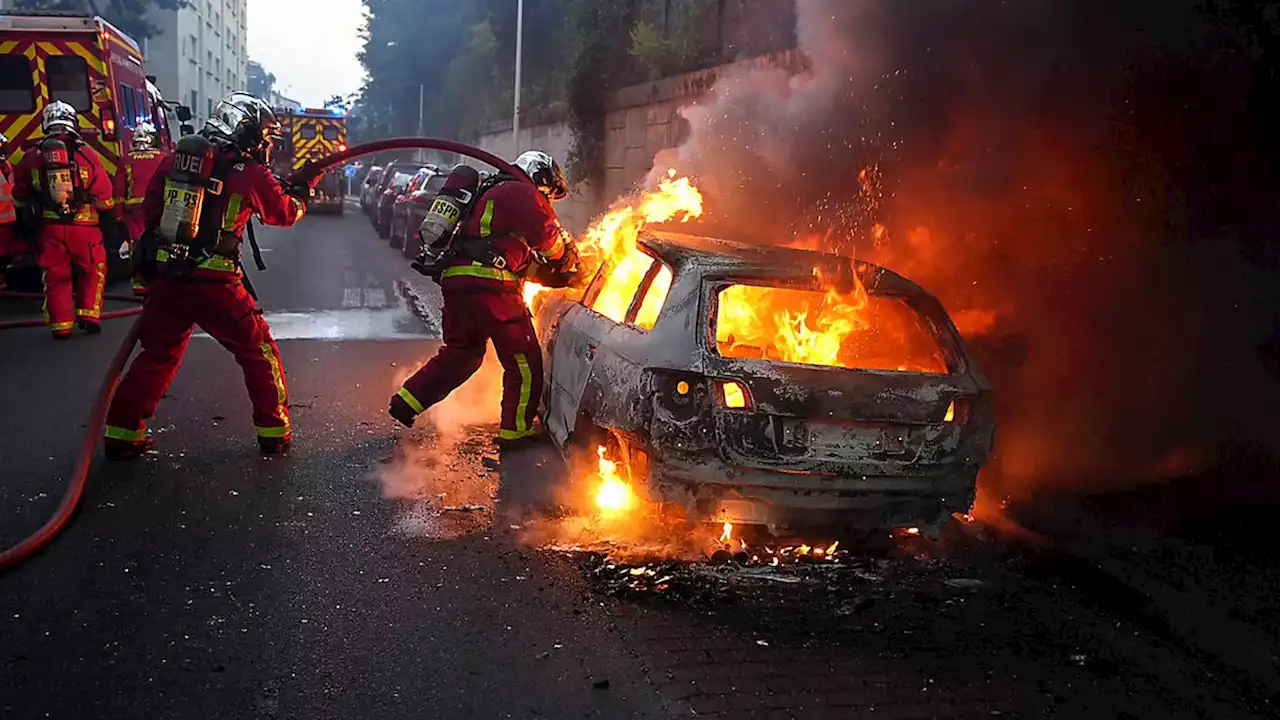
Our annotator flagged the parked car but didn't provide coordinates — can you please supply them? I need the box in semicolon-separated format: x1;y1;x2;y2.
359;166;384;215
393;171;447;256
372;168;419;239
534;230;995;536
388;168;434;249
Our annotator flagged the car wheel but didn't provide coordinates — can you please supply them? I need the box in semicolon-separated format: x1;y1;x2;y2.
377;213;391;239
403;226;419;258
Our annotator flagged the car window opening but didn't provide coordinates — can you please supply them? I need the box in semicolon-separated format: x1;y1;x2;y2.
633;262;673;331
299;124;317;140
589;243;659;325
714;283;949;374
0;55;35;113
321;125;340;141
46;55;91;111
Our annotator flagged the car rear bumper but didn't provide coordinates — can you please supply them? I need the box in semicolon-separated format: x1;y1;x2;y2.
647;454;977;531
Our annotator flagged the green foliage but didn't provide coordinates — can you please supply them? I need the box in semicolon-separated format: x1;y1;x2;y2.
628;3;711;80
10;0;190;41
565;0;642;183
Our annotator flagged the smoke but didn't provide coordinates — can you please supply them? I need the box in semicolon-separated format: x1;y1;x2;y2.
652;0;1280;495
375;351;505;509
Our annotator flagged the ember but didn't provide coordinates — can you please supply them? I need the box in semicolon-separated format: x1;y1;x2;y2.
714;523;846;567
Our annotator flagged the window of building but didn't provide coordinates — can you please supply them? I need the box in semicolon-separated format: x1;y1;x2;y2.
207;97;214;118
191;89;199;113
0;55;35;113
46;55;91;111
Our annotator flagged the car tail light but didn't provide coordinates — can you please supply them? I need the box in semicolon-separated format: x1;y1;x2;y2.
717;380;751;409
651;371;710;422
338;143;347;151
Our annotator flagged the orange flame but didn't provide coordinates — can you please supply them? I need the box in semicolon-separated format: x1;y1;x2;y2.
719;521;733;543
593;446;635;515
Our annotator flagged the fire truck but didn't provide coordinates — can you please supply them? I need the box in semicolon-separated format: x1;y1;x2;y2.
0;10;190;174
272;106;347;215
0;10;191;284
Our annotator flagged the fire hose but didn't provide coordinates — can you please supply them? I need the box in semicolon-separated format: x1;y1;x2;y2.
0;138;525;573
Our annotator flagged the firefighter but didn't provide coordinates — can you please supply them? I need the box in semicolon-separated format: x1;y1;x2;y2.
113;121;168;296
389;150;583;444
0;132;20;290
102;92;309;460
11;101;120;338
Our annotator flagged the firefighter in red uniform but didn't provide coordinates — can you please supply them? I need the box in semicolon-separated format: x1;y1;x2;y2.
112;121;168;295
11;101;120;338
0;132;20;289
103;92;309;460
389;150;582;444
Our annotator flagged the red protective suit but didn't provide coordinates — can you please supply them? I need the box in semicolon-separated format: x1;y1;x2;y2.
104;147;306;452
396;179;571;441
0;159;20;263
11;139;116;336
113;148;169;294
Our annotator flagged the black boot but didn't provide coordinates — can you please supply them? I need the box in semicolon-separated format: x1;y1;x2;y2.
388;395;417;428
104;433;155;461
258;436;293;456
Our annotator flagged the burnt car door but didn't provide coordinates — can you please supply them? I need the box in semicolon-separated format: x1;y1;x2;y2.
543;251;674;445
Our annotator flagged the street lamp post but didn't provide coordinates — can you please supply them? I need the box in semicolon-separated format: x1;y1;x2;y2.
512;0;523;150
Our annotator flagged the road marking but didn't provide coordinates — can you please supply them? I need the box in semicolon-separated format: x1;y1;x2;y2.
342;287;389;308
342;288;363;307
194;309;434;341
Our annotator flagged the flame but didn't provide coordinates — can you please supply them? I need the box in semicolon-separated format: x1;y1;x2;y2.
523;281;548;307
719;522;733;543
593;446;635;515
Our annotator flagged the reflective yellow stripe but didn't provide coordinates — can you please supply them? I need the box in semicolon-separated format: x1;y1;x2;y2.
255;425;291;438
513;353;532;434
478;200;495;238
499;428;537;441
439;262;519;284
125;197;145;205
155;249;171;262
259;341;290;430
104;425;147;442
396;387;425;415
197;255;239;273
50;321;74;332
223;193;243;231
77;308;100;319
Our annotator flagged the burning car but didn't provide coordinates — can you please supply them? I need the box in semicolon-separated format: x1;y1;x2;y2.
535;229;994;535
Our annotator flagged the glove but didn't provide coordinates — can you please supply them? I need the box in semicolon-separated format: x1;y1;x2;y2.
118;241;130;260
99;214;120;252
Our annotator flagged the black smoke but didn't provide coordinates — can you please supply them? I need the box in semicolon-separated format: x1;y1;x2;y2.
653;0;1280;494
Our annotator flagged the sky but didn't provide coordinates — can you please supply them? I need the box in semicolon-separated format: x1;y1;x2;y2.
246;0;366;107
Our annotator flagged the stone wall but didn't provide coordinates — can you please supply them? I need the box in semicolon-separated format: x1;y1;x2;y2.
475;49;809;233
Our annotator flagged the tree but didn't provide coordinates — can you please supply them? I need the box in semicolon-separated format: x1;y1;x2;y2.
246;61;276;97
10;0;190;41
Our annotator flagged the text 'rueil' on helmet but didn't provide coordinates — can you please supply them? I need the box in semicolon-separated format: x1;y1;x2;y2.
203;92;282;162
514;150;568;201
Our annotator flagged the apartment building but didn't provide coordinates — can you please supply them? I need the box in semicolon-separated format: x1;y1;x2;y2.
144;0;248;128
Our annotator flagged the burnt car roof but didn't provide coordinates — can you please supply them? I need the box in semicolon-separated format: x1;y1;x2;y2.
639;230;932;298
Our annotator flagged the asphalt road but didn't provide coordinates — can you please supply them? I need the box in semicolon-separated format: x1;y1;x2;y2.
1;204;1274;719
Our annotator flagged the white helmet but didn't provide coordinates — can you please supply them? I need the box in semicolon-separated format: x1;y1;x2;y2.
41;101;79;137
514;150;568;201
132;121;158;151
0;132;9;161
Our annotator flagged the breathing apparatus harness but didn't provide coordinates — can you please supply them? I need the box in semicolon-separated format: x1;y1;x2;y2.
36;133;91;220
138;133;269;295
410;167;576;285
